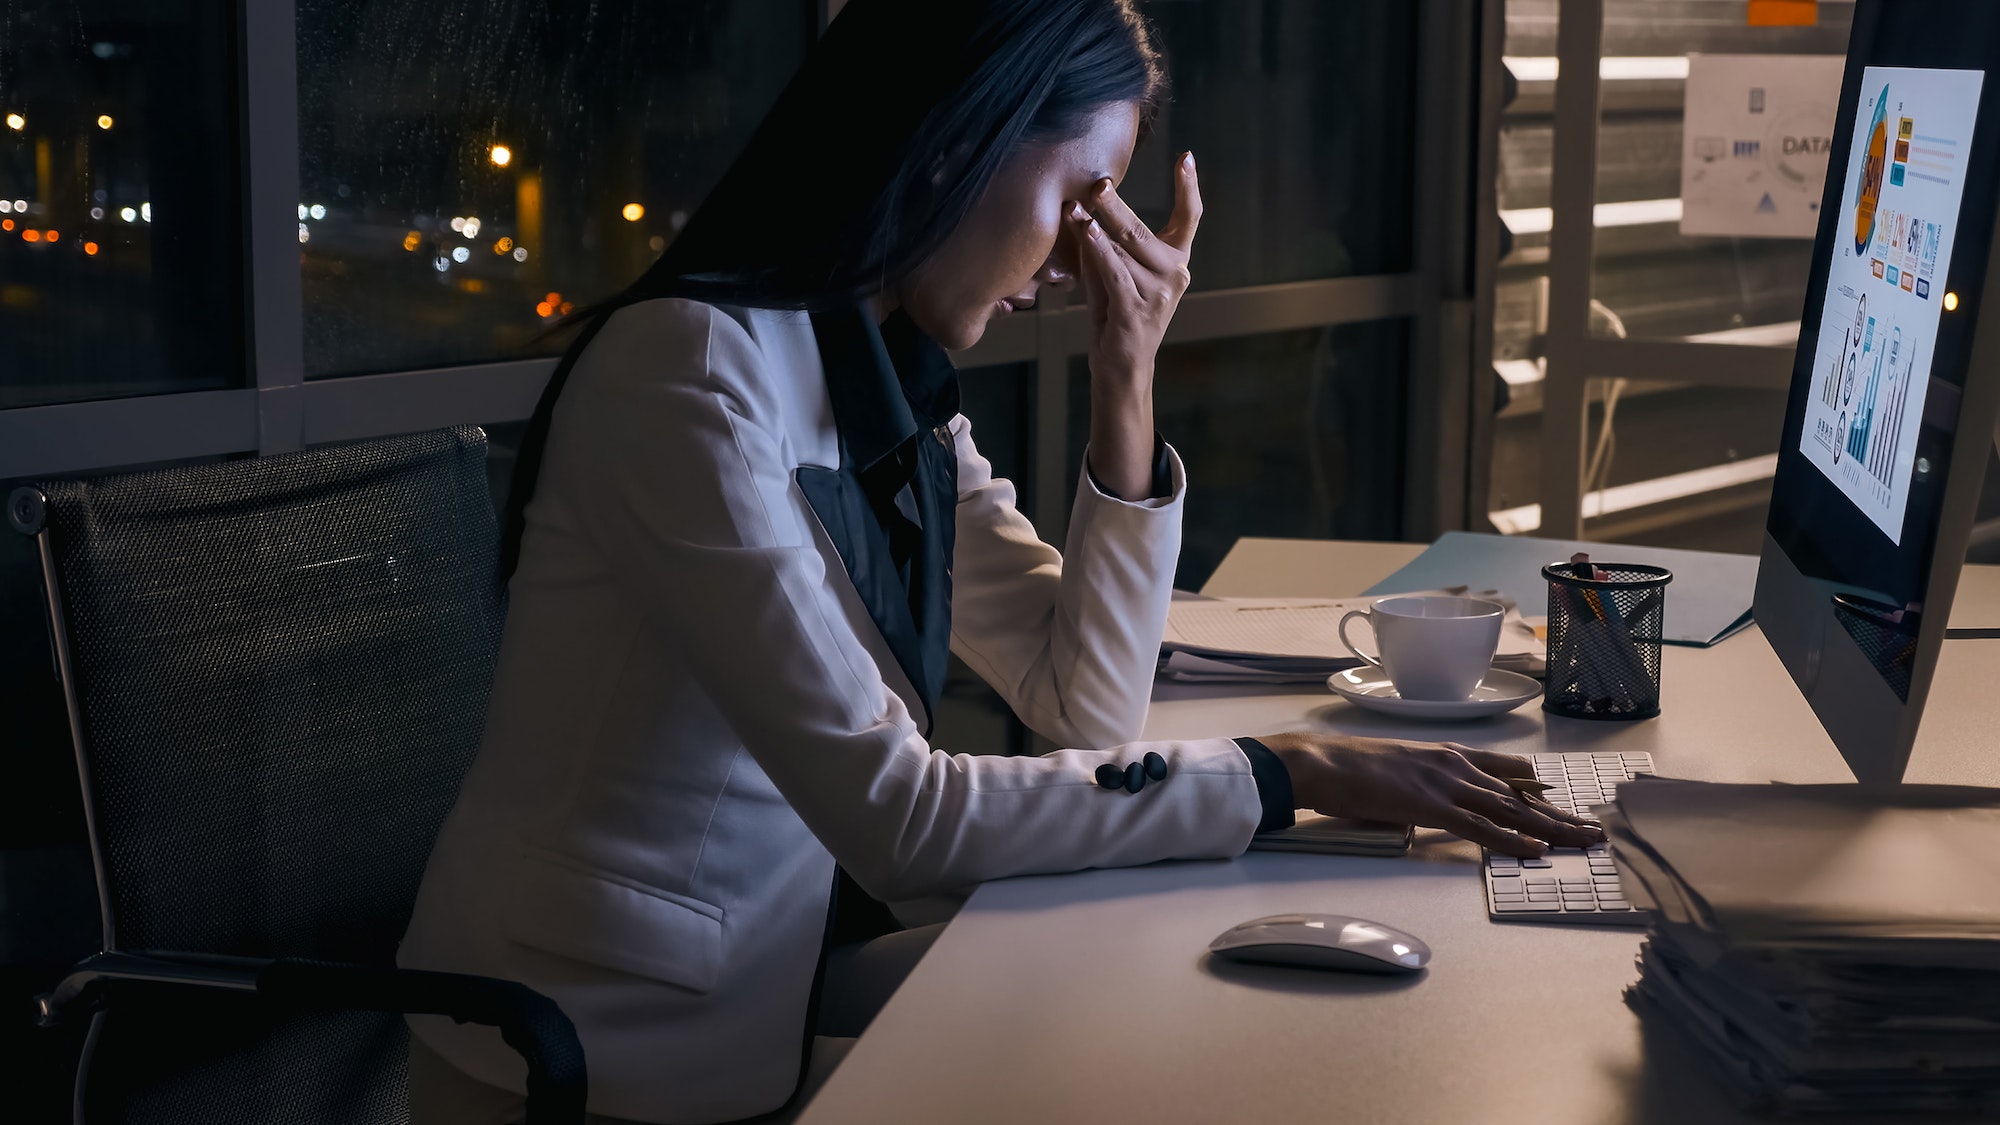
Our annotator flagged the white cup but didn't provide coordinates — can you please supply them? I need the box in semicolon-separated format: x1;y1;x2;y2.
1337;596;1506;701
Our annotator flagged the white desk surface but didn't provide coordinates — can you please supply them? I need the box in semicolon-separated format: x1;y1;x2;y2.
800;538;2000;1125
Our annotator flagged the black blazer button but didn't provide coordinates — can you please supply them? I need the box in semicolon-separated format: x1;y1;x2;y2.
1096;763;1125;790
1143;751;1168;780
1124;762;1147;793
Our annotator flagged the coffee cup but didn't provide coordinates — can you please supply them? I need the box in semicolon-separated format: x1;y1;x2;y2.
1337;596;1505;701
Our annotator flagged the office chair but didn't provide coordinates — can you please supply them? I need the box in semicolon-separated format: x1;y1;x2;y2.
8;427;585;1124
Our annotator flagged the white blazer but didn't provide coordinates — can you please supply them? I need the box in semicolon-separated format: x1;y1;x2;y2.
399;298;1263;1123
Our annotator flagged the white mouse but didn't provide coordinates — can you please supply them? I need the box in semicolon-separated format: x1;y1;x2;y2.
1208;913;1431;974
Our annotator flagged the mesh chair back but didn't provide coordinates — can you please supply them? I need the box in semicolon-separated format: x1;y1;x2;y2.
37;427;503;962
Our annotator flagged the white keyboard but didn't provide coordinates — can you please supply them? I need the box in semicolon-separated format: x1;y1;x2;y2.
1483;751;1654;926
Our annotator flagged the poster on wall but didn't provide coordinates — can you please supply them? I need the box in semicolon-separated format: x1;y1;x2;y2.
1680;53;1845;238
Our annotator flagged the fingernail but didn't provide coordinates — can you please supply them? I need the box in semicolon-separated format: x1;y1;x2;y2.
1069;202;1088;223
1095;176;1113;197
1181;151;1195;171
1086;219;1102;239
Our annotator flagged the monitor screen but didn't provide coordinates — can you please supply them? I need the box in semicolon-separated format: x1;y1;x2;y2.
1800;67;1984;545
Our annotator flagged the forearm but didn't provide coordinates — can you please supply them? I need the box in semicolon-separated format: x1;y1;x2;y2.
1085;363;1156;501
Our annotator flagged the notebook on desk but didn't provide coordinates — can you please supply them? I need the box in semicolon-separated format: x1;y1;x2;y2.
1249;814;1413;856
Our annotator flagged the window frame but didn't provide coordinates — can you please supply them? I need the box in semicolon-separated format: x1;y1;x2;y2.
0;0;1490;546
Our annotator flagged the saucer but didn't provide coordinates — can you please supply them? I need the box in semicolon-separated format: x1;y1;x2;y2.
1325;667;1542;721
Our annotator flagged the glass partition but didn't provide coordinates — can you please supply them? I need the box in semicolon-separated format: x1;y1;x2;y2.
1490;0;1859;549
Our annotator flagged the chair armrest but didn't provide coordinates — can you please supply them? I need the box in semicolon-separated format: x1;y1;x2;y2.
37;952;586;1125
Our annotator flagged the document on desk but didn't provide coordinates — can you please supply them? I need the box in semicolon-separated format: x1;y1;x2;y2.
1363;531;1759;646
1161;595;1543;683
1164;598;1372;660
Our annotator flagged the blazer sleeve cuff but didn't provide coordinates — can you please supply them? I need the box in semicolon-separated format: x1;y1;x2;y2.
1084;431;1175;504
1232;737;1296;833
1077;438;1183;512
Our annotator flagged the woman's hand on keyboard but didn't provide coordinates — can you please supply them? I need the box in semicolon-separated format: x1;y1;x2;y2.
1259;734;1606;858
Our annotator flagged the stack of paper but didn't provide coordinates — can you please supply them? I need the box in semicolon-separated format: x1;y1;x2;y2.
1603;779;2000;1116
1161;592;1544;684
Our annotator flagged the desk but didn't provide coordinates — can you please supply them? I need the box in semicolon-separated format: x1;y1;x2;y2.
800;539;2000;1125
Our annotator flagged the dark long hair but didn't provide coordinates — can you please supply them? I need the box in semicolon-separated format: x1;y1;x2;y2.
500;0;1165;579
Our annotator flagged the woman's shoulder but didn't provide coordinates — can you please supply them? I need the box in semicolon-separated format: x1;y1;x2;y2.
577;298;818;416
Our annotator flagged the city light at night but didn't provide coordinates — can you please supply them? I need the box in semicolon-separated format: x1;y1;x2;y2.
621;202;645;221
96;114;113;129
490;144;512;167
403;230;421;251
494;236;513;253
5;113;22;131
119;207;136;222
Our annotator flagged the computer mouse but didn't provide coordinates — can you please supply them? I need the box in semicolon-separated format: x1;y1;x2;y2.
1208;913;1430;974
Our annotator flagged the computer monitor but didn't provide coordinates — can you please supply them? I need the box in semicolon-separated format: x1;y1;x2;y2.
1757;0;2000;783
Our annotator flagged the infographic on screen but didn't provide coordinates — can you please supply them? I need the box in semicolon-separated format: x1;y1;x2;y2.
1802;66;1983;543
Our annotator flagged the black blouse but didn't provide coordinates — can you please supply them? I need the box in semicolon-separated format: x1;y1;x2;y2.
796;305;962;735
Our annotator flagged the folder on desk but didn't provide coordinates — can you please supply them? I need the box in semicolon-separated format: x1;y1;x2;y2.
1363;531;1758;647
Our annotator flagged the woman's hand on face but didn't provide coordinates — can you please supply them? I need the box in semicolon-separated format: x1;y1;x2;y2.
1067;151;1202;385
1256;732;1606;859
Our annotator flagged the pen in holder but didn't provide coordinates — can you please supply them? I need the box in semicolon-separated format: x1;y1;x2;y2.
1542;558;1673;720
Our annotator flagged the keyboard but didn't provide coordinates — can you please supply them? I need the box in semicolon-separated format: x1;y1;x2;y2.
1483;751;1654;926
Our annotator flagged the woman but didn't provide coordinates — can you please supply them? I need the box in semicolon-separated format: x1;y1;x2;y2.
400;2;1601;1122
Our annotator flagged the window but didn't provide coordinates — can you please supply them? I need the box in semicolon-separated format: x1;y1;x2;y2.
1136;0;1416;290
0;0;243;409
295;0;813;377
1066;321;1410;589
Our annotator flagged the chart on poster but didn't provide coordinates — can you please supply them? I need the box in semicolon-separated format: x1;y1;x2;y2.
1802;65;1984;543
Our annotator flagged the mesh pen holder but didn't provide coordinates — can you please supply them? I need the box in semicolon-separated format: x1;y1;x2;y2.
1542;562;1673;720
